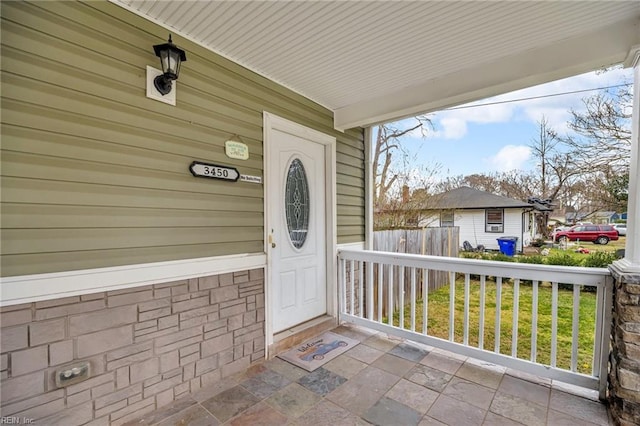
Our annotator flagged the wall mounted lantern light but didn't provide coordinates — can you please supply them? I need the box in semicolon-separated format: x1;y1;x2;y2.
152;35;187;96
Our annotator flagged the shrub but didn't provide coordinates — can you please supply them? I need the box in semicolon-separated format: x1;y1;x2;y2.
545;252;582;267
517;255;544;264
460;252;480;260
582;251;617;268
491;253;516;262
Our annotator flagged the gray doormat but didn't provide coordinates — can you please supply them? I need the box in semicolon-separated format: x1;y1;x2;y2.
277;331;359;371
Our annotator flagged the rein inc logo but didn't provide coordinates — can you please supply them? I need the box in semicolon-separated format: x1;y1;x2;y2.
1;418;34;424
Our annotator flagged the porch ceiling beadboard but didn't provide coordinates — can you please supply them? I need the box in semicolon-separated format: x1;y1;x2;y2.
0;0;364;277
112;1;640;129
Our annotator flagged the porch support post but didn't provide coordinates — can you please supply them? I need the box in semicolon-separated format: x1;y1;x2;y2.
608;46;640;426
364;126;374;250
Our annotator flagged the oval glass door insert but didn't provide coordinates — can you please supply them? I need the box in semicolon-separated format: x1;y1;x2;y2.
285;158;310;249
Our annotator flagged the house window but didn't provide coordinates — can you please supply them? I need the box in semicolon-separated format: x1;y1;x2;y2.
441;211;454;227
486;208;504;232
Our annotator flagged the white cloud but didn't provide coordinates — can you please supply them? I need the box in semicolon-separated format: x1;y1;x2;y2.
428;102;513;139
431;117;468;139
485;145;532;172
424;67;632;140
521;107;572;132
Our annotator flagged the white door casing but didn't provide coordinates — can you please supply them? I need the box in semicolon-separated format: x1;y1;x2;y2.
264;113;337;339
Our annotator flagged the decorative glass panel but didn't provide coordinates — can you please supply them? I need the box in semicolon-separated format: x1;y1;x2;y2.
285;158;310;249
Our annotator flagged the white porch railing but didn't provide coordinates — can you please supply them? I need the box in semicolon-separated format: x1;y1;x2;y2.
337;249;614;399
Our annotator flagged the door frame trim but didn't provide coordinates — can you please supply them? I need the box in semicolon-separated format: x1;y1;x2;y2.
263;112;337;351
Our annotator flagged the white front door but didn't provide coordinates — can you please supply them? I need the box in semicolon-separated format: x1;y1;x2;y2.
267;118;328;333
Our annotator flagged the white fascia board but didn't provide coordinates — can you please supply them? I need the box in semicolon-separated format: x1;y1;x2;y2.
0;253;266;307
334;19;640;131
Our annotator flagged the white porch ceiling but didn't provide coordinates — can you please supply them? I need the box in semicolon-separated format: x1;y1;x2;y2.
113;1;640;130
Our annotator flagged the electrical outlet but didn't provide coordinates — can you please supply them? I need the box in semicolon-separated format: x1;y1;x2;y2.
55;361;90;388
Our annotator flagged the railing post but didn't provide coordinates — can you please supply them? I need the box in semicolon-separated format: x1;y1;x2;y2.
599;275;613;400
338;253;346;321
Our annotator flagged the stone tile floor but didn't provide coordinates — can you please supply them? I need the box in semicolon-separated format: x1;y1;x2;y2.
125;324;613;426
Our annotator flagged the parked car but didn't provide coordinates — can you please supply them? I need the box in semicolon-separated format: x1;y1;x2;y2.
612;223;627;236
553;224;619;245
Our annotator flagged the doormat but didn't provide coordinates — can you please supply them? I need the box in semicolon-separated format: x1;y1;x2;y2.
277;331;359;371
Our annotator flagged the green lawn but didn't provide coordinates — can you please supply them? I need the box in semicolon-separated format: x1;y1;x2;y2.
390;279;598;374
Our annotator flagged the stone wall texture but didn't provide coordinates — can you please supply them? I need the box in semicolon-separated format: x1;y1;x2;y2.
609;271;640;426
0;268;265;425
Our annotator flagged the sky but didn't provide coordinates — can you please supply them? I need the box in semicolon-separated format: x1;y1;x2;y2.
393;66;633;181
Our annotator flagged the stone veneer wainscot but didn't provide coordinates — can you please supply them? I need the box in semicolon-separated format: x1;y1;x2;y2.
0;268;265;425
608;268;640;426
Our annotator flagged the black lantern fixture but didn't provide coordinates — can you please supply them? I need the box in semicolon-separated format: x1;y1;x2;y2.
153;35;187;95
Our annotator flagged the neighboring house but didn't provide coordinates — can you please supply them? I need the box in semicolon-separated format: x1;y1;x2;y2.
1;1;639;425
414;187;550;253
565;211;590;225
587;211;619;224
566;211;620;225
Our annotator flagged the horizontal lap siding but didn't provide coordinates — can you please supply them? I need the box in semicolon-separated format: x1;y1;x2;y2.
0;0;365;277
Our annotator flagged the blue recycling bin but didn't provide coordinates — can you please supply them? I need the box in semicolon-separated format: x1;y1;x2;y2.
497;236;518;256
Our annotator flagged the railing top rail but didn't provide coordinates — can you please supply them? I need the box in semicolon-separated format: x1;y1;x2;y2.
338;249;612;287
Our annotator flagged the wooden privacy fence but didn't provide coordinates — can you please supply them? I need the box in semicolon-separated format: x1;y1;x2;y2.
364;227;459;318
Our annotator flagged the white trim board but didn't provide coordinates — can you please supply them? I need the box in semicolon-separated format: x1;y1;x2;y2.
0;253;267;307
337;242;365;250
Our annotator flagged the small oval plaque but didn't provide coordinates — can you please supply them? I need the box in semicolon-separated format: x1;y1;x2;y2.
225;140;249;160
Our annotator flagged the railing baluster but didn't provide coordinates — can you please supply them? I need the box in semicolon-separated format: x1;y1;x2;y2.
367;261;374;320
399;266;405;329
464;273;470;345
423;268;428;334
593;283;605;377
388;264;394;326
358;261;364;318
349;260;355;315
449;271;455;342
551;282;558;368
531;280;539;363
340;257;346;316
571;284;580;372
410;267;416;332
495;277;502;353
377;263;383;322
599;277;614;399
479;275;486;350
512;278;520;358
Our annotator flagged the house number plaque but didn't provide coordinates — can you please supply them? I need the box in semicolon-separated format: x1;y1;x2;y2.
189;161;239;182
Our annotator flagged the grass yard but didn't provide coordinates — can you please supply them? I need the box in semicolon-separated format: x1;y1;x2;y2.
390;279;598;374
549;235;626;259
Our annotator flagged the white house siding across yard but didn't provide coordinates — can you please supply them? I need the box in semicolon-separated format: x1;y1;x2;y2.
423;209;530;252
456;209;529;252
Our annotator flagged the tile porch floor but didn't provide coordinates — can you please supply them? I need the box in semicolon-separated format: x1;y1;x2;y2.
125;324;612;426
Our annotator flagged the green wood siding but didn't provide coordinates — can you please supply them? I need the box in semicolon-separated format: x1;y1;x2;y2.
0;0;365;277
